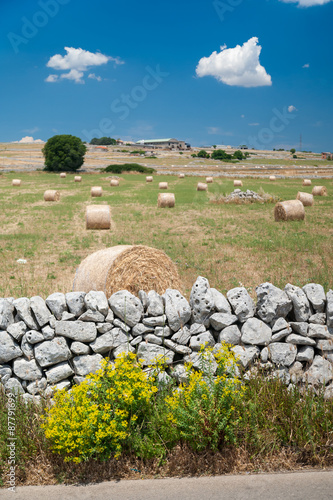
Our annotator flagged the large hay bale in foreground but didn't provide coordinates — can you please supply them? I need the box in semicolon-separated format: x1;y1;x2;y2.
12;179;21;186
86;205;111;230
312;186;327;196
44;190;60;202
73;245;182;297
206;177;213;183
159;182;168;189
269;176;276;181
60;173;66;178
110;179;119;187
234;180;243;187
296;191;314;207
91;186;103;197
274;200;305;221
197;182;207;191
303;179;311;186
74;176;82;182
179;173;185;178
158;193;175;208
146;176;153;182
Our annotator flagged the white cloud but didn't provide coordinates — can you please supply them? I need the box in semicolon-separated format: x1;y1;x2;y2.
88;73;102;82
303;63;310;68
248;123;260;126
241;115;245;118
45;74;58;83
288;105;297;112
280;0;332;7
45;47;123;84
196;37;272;87
23;126;39;134
14;136;44;144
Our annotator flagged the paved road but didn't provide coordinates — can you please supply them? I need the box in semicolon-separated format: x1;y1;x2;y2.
2;470;333;500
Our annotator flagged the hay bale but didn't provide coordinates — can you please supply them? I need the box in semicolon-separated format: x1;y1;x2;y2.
303;179;311;186
234;180;243;187
312;186;327;196
110;179;119;187
274;200;305;221
73;245;182;297
206;177;213;183
74;176;82;182
296;191;314;207
91;186;103;197
157;193;175;208
86;205;111;230
146;176;153;182
179;174;185;178
159;182;168;189
197;182;208;191
12;179;21;186
44;190;60;202
60;173;66;178
269;176;276;181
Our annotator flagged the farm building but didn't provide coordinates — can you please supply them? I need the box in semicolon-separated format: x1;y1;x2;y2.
322;152;332;160
136;138;191;150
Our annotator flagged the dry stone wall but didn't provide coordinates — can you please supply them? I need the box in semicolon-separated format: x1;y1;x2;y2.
1;278;333;403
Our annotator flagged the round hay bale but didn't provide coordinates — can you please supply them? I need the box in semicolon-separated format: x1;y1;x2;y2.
91;186;103;197
110;179;119;187
74;176;82;183
312;186;327;196
158;193;175;208
296;191;314;207
44;190;60;202
159;182;168;189
269;176;276;181
179;173;185;178
234;180;243;187
86;205;111;230
73;245;182;297
146;176;153;182
197;182;208;191
60;173;66;178
274;200;305;222
303;179;311;186
12;179;21;186
206;177;213;183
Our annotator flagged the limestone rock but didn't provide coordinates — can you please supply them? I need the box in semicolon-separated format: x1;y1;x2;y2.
144;334;163;346
70;341;91;355
285;334;316;346
34;337;71;368
109;290;143;327
79;309;105;323
309;313;326;325
84;291;109;317
72;354;104;377
271;317;289;333
0;298;15;330
90;328;132;354
231;345;260;369
5;378;24;394
13;298;38;330
189;331;215;351
45;293;67;320
171;326;191;345
155;326;172;338
132;323;154;336
296;346;314;363
184;351;218;374
45;362;74;384
218;325;241;345
137;343;174;365
327;290;333;328
113;343;135;358
302;283;326;313
0;332;22;363
307;324;332;339
190;276;215;326
42;325;55;341
289;322;309;336
284;284;311;322
227;287;255;323
164;289;191;332
271;327;291;342
209;313;238;331
0;365;12;385
147;290;164;317
7;321;27;342
65;291;86;317
210;288;232;314
268;342;297;367
25;330;44;344
30;296;52;328
256;283;292;323
143;315;167;327
55;320;97;342
241;318;272;346
303;355;333;386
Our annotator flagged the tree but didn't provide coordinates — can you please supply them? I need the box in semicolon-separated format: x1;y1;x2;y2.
90;137;117;145
197;149;210;158
211;149;232;161
233;150;245;160
212;145;217;149
290;148;296;154
43;135;87;172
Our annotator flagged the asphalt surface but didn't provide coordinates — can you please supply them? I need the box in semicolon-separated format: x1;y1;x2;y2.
2;470;333;500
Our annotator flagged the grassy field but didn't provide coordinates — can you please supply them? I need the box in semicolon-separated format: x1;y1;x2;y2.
0;171;332;299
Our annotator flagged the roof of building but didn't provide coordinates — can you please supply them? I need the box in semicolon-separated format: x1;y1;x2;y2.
136;138;178;144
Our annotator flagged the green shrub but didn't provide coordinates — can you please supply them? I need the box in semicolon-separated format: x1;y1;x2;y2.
42;135;87;172
102;163;155;174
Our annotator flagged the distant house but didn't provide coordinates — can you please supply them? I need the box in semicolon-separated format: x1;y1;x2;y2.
322;152;332;160
95;146;108;151
136;138;191;150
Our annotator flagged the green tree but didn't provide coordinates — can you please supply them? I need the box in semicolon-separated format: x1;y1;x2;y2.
290;148;296;154
233;150;245;160
43;135;87;172
197;149;210;158
211;149;232;161
90;137;117;145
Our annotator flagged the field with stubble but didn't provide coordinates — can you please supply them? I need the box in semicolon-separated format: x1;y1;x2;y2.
0;171;332;299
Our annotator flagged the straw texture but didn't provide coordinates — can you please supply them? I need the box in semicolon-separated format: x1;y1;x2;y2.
146;176;153;182
74;176;82;182
274;200;305;221
269;176;276;181
296;192;314;207
60;173;66;178
179;174;185;178
157;193;175;208
206;177;213;183
44;190;60;202
197;182;208;191
159;182;168;189
303;179;311;186
110;179;119;187
91;186;103;197
86;205;111;230
73;245;182;297
12;179;21;186
234;180;243;187
312;186;327;196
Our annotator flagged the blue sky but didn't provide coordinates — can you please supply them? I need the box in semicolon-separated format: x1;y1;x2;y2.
0;0;332;151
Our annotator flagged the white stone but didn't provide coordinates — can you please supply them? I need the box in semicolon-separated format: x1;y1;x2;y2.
30;296;52;328
0;299;15;330
218;325;241;345
231;345;260;369
303;355;333;386
72;354;104;376
190;276;215;326
70;341;91;355
45;362;74;384
0;331;22;363
189;331;215;351
296;346;314;363
209;313;238;331
65;291;86;317
55;320;97;342
34;337;71;368
164;289;191;332
241;317;272;346
210;288;232;314
268;342;297;367
147;290;164;317
13;297;39;330
90;328;132;354
302;283;326;313
45;293;67;320
109;290;143;327
7;321;27;341
137;343;174;365
13;358;43;381
284;284;311;322
227;287;255;323
84;291;109;317
256;283;292;323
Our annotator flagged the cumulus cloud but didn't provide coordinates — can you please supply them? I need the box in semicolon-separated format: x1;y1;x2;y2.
45;47;123;84
196;37;272;87
280;0;332;6
288;105;297;112
88;73;102;82
14;136;44;144
303;63;310;68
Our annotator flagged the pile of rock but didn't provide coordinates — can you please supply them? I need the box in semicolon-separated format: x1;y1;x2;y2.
0;278;332;403
224;189;264;202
